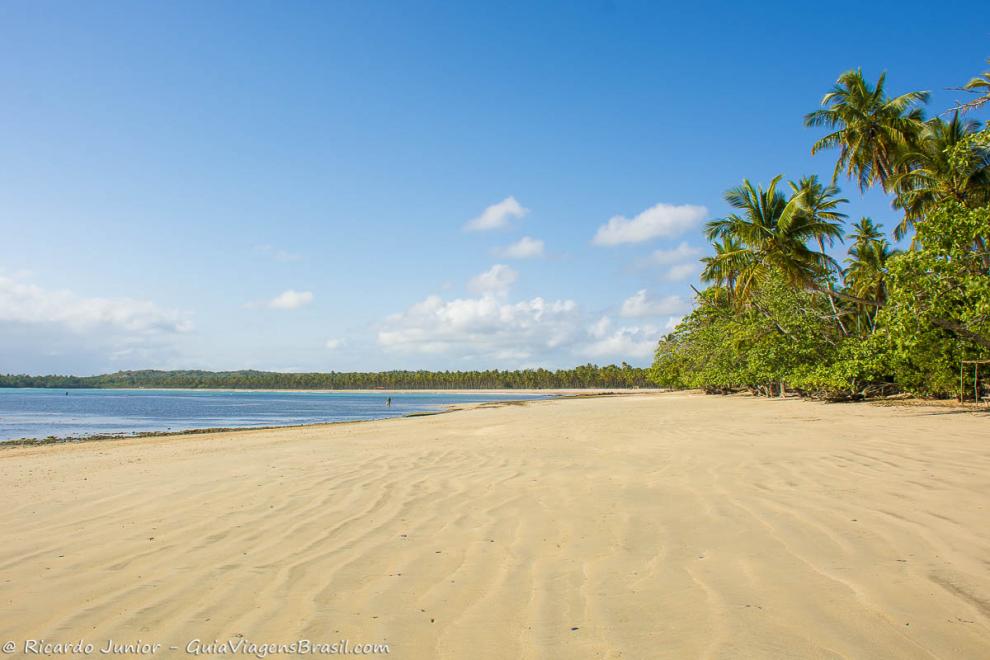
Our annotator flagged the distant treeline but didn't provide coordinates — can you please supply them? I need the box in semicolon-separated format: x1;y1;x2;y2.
0;365;652;390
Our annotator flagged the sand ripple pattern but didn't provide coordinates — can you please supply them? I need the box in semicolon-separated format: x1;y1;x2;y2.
1;394;989;658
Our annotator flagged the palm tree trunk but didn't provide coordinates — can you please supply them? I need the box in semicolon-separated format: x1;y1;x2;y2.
825;286;849;336
809;283;880;307
816;237;849;335
932;318;990;350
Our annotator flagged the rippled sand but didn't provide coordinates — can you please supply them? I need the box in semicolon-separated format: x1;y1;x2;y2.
1;393;988;658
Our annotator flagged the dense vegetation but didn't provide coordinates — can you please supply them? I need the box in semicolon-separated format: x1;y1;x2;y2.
0;365;652;390
652;63;990;400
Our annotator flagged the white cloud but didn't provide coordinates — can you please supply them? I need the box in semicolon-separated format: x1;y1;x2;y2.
467;264;518;296
0;273;192;373
581;322;661;360
644;242;702;265
588;316;611;339
464;196;529;231
325;338;343;350
377;294;580;361
592;203;707;246
620;290;689;318
268;290;314;310
494;236;545;259
0;274;192;334
664;263;700;282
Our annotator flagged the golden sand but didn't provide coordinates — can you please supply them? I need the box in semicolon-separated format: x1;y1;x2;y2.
1;393;988;658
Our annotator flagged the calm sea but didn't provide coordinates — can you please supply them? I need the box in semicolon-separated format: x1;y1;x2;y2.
0;388;547;442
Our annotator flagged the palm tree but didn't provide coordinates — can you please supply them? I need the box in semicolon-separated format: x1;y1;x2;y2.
805;69;929;192
889;113;990;239
843;218;896;331
700;236;748;303
704;176;841;302
704;176;886;319
789;175;849;332
958;58;990;113
789;175;847;226
848;216;884;248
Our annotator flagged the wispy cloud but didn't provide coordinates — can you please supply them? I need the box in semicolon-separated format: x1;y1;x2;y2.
248;289;314;310
620;290;689;318
642;241;702;266
592;203;706;246
588;316;612;339
663;263;700;282
0;273;192;373
0;274;192;334
325;338;343;350
467;264;518;296
580;320;660;360
464;196;529;231
493;236;544;259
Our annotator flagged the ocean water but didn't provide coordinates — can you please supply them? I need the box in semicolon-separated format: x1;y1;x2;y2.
0;388;546;442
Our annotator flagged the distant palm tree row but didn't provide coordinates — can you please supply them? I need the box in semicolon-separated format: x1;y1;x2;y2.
0;365;654;390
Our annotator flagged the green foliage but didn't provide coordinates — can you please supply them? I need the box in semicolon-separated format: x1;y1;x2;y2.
959;57;990;113
655;65;990;401
877;200;990;395
804;69;928;192
787;333;891;399
702;176;842;301
652;277;842;396
890;113;990;239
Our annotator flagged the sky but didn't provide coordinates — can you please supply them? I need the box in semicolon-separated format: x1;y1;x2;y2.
1;1;989;375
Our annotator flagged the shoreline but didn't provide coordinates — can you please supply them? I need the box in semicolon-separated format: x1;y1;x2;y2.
0;389;657;448
3;389;984;449
0;393;568;449
0;386;664;394
1;392;644;448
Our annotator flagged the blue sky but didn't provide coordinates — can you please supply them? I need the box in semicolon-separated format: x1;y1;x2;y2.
1;1;988;374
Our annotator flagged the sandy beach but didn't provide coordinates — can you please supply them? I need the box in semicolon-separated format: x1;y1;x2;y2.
1;392;988;658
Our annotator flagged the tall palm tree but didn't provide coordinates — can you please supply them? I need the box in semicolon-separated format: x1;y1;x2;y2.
805;69;929;192
843;218;896;331
704;176;841;302
789;175;849;332
889;113;990;239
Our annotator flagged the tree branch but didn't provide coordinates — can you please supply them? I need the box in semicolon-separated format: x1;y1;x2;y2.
931;318;990;350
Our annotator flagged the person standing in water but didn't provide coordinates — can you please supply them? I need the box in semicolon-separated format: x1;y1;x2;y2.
386;397;392;408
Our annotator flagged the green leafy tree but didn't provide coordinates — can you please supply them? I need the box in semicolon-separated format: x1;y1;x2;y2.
879;199;990;394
